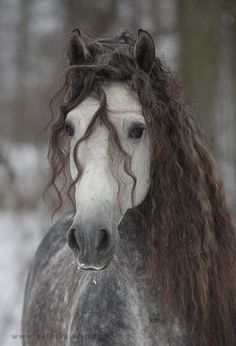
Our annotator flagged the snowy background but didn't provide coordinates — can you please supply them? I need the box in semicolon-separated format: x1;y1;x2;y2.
0;1;236;345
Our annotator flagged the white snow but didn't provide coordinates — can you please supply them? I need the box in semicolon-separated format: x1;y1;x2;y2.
0;209;51;346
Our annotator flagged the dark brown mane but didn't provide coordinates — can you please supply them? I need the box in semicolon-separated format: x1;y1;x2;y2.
46;29;236;345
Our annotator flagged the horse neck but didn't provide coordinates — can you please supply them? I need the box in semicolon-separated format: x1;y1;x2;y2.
117;199;149;273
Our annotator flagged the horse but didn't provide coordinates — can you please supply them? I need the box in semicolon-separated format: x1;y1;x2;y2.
22;29;236;346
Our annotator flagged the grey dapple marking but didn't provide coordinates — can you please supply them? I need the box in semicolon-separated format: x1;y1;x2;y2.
22;209;187;345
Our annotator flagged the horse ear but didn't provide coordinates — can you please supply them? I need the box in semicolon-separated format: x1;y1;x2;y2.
134;29;155;73
67;29;90;65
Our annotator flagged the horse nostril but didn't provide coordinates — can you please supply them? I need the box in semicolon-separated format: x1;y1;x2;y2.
67;228;80;252
96;229;110;252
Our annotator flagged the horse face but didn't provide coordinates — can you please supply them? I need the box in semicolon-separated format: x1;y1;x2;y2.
67;82;151;270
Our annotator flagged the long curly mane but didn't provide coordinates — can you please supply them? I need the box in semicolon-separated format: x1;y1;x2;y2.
47;29;236;345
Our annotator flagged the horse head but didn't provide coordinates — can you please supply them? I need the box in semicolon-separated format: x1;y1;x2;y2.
64;29;154;270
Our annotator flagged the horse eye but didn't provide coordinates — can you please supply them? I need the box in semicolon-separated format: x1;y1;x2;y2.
128;123;145;139
64;121;74;136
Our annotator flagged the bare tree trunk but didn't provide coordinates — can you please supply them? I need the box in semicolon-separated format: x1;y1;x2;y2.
213;0;236;211
13;0;31;141
178;0;221;147
62;0;119;37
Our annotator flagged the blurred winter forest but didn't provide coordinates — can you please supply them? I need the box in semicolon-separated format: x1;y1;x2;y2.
0;0;236;345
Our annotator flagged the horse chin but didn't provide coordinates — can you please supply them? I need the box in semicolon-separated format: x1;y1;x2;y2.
77;260;112;271
78;261;111;271
76;252;114;271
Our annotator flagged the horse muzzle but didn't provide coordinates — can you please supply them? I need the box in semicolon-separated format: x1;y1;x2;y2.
67;218;115;270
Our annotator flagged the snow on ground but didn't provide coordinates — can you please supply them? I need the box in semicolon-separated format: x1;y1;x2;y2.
0;209;51;346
